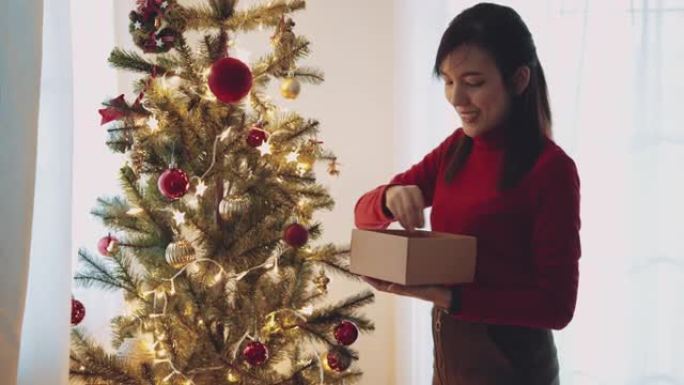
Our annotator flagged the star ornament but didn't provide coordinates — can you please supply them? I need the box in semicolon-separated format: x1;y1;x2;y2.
195;180;208;196
285;151;298;163
147;116;159;131
172;210;186;225
258;142;272;157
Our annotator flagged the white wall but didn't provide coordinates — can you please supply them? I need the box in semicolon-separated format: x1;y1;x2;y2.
296;2;397;383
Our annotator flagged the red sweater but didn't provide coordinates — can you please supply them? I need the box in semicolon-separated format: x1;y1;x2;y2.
354;127;581;330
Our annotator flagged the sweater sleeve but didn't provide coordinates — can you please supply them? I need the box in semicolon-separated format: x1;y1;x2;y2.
354;129;461;229
451;153;582;330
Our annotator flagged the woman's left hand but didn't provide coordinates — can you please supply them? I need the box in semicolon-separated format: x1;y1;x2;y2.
362;276;451;309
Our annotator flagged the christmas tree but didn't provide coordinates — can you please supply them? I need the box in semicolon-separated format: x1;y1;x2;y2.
69;1;374;384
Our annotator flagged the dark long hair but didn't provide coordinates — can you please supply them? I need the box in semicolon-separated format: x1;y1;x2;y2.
435;3;552;191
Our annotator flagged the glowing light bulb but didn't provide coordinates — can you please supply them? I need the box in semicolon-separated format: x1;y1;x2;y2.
127;207;144;215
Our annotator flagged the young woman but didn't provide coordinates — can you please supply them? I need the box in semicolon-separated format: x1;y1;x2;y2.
354;3;581;384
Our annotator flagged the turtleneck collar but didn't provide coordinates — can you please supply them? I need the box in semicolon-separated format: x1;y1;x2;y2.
468;126;507;150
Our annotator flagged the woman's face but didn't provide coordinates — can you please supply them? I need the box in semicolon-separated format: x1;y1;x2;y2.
439;44;514;138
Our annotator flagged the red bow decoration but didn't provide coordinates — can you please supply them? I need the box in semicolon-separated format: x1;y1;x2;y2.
98;94;127;125
98;94;145;125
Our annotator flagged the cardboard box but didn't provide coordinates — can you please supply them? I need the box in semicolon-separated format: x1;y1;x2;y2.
350;229;476;285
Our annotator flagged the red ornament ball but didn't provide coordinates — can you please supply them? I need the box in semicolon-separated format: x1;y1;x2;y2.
334;321;359;346
246;128;268;148
283;223;308;248
208;57;253;104
242;341;268;366
97;234;119;257
71;298;86;325
158;168;190;200
325;350;351;372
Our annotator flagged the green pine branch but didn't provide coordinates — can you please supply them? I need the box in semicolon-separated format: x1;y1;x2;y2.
254;37;312;78
175;35;204;88
91;196;151;235
209;0;238;19
323;370;364;385
307;291;375;327
181;0;306;31
306;245;362;281
250;89;276;115
287;261;314;309
73;249;128;292
109;47;171;75
70;329;143;385
276;171;316;184
201;30;228;65
271;359;315;385
119;165;167;235
291;66;324;84
268;119;320;146
110;253;143;297
107;137;135;153
313;259;358;280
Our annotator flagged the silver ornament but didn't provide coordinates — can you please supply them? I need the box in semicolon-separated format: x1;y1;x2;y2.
219;196;251;221
165;240;196;269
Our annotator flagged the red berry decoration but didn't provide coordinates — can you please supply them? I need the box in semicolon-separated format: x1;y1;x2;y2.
334;321;359;346
325;350;351;372
71;298;86;326
97;234;119;257
242;341;268;366
283;223;308;248
246;128;268;148
158;168;190;200
208;57;253;104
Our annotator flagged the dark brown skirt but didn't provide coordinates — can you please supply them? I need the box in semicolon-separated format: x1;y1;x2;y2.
432;307;560;385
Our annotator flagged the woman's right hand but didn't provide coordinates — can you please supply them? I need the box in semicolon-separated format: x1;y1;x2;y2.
384;185;426;231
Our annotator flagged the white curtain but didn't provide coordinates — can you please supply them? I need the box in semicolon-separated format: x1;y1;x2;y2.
0;1;44;385
17;0;117;382
16;0;74;383
394;0;684;384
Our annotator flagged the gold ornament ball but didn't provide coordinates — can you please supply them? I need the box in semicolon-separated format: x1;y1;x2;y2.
219;195;251;221
165;240;196;269
280;78;301;99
